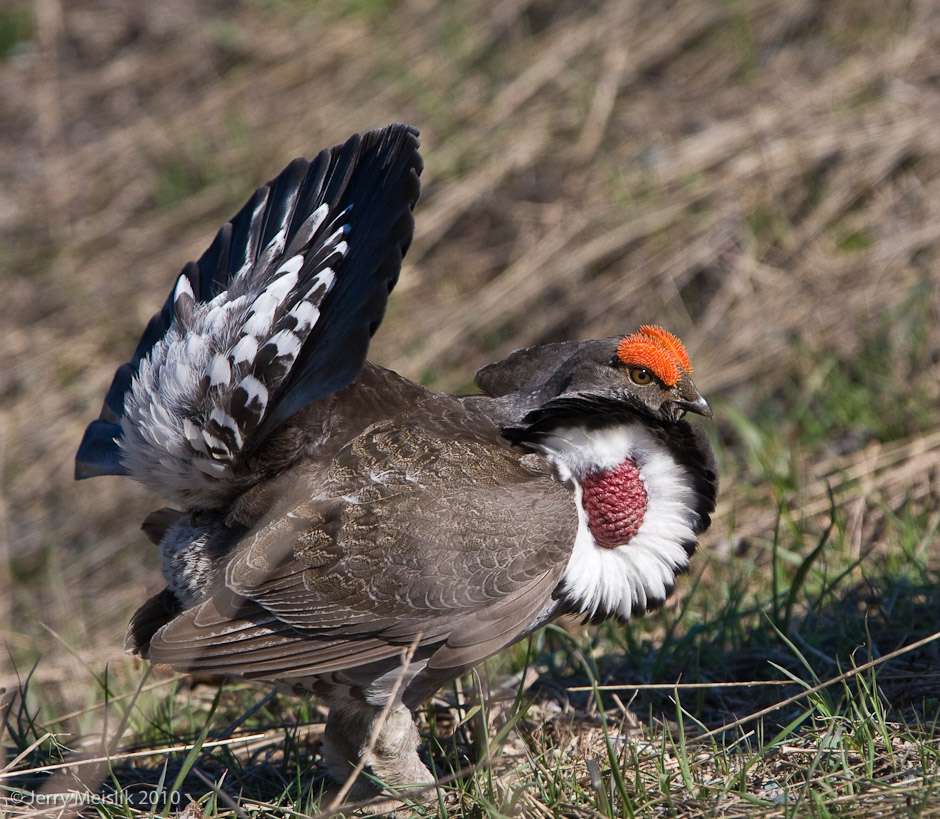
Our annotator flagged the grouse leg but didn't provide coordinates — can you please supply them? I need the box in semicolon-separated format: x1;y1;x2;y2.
320;699;435;802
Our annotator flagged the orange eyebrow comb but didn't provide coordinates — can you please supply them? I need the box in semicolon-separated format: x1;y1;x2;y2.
615;325;692;386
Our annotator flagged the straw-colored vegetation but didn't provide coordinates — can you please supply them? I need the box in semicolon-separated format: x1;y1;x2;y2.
2;0;939;815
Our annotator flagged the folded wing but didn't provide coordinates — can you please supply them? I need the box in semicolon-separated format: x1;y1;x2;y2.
136;415;578;701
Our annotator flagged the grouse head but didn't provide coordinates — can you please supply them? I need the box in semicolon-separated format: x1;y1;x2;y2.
475;325;711;433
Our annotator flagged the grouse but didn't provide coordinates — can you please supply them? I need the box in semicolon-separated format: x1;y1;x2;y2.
76;124;717;801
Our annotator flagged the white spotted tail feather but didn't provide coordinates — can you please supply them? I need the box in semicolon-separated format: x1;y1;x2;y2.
75;125;423;509
120;211;344;502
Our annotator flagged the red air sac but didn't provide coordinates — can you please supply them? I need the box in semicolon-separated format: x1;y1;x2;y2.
580;460;648;548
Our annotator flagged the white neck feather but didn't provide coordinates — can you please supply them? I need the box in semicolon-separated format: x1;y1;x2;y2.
536;424;700;620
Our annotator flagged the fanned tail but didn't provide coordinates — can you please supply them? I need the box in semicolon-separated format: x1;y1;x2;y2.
76;124;422;508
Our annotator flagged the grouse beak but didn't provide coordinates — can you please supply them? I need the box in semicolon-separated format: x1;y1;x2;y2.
668;372;712;420
673;393;713;419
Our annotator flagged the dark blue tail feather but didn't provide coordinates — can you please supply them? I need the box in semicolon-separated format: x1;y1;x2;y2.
76;124;422;481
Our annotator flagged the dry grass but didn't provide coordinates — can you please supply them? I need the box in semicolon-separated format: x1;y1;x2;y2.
2;0;940;815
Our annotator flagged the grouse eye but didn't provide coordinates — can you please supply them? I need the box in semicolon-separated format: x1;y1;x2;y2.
629;367;653;385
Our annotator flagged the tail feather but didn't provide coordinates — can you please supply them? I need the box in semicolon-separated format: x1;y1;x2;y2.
76;124;422;508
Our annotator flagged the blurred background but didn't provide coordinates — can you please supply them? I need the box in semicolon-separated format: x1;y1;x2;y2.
2;0;939;773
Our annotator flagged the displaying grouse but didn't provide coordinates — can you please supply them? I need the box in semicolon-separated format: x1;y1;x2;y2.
76;124;717;801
